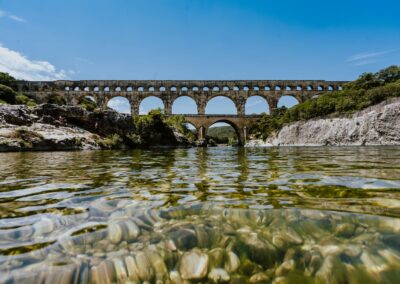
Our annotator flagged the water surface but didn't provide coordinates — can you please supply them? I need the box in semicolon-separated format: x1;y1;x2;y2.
0;147;399;283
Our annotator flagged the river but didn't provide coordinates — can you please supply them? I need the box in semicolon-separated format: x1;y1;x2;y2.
0;147;399;283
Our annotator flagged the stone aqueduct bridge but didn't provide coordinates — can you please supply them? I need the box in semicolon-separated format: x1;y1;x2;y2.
16;80;346;145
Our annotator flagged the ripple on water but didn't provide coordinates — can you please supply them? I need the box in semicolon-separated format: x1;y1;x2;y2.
0;147;399;282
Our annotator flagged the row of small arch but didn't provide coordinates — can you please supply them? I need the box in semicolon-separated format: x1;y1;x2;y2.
102;95;300;115
66;84;342;92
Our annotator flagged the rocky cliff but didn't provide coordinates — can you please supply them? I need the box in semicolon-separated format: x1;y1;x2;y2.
247;98;400;147
0;104;192;152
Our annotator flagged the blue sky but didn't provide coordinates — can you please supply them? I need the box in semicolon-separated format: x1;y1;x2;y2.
1;0;399;115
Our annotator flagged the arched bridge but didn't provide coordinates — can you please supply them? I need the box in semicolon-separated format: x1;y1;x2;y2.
16;80;347;145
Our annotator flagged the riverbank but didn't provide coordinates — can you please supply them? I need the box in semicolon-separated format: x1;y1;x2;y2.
0;104;193;152
246;98;400;147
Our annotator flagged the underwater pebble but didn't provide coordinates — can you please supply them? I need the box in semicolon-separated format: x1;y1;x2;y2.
179;250;209;280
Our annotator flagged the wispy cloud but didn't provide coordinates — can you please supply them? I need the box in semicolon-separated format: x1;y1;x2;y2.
347;49;397;66
0;44;72;81
0;10;26;22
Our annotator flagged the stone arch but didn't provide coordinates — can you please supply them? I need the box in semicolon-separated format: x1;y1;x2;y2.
264;86;271;91
172;96;198;114
245;95;270;115
159;86;166;92
278;95;300;109
223;86;230;91
212;86;220;92
296;85;303;91
205;95;237;115
192;86;199;92
328;85;334;91
139;96;164;114
127;86;133;92
206;120;243;146
107;96;131;114
181;86;189;92
274;85;282;91
317;85;324;91
285;86;292;91
253;86;260;91
94;86;100;92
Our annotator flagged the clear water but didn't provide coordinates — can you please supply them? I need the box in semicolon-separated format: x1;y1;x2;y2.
0;147;399;283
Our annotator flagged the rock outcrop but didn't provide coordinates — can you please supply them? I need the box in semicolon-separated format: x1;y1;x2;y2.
0;104;192;152
247;98;400;147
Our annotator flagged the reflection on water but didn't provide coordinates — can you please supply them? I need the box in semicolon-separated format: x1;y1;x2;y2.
0;147;399;283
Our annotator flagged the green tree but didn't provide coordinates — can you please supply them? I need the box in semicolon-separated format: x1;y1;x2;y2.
0;72;16;89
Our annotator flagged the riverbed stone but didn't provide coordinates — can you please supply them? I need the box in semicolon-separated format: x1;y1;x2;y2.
179;250;209;280
208;268;230;283
224;251;240;273
249;272;270;283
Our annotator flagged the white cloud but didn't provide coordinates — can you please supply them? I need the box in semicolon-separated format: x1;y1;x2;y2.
347;49;397;66
0;44;71;81
8;15;25;22
0;10;25;22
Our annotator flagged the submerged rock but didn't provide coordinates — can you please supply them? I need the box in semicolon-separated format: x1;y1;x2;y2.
179;250;209;280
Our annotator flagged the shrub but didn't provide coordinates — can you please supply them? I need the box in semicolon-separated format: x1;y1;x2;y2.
100;134;123;149
47;93;66;105
0;84;17;104
0;72;16;89
79;97;97;111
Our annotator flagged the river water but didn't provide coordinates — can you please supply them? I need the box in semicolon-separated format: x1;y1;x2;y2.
0;147;399;283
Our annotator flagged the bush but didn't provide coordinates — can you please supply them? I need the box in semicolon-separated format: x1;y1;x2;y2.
0;72;16;89
79;97;97;111
0;84;17;104
47;94;66;105
100;134;123;149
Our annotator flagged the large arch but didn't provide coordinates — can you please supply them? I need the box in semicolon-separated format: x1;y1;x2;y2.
278;95;299;109
140;96;164;114
245;96;270;115
205;96;237;115
107;96;131;114
206;120;240;146
172;96;198;114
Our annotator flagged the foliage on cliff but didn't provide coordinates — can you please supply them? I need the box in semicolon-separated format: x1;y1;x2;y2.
251;65;400;140
125;109;194;147
0;72;36;107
